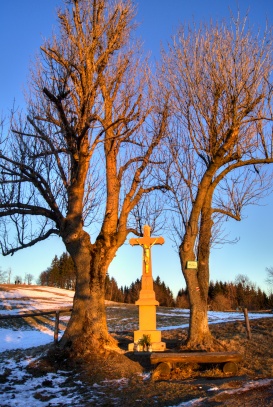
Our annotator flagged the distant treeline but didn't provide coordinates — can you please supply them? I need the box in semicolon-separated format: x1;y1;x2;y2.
108;275;176;307
38;252;175;306
177;280;273;311
39;253;75;290
38;253;273;310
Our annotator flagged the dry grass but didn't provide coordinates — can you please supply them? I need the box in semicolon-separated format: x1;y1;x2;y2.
110;317;273;379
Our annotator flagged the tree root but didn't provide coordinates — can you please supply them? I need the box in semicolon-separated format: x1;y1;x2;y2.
181;334;228;352
59;329;122;356
28;337;143;384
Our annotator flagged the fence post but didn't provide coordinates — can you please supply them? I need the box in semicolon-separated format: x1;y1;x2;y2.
243;308;251;340
54;311;60;344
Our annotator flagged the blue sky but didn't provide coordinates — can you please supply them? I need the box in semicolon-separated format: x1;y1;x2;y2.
0;0;273;296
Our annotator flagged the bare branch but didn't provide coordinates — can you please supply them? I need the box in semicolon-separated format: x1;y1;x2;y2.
1;228;59;256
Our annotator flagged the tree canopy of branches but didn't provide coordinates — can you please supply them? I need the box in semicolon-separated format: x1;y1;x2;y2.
161;17;273;348
0;0;169;357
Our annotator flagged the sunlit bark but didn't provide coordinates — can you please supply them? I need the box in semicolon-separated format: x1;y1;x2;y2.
163;17;273;348
0;0;169;355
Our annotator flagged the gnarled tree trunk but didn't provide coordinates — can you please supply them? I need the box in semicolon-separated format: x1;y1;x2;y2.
180;194;215;349
59;226;124;354
180;242;212;349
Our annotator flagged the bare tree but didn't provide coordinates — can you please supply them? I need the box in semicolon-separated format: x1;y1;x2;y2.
265;266;273;287
0;0;169;358
0;267;7;284
24;273;34;285
162;16;273;348
7;267;12;284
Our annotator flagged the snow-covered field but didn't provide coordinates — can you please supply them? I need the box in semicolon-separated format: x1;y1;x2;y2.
0;286;74;352
1;285;273;406
1;285;273;352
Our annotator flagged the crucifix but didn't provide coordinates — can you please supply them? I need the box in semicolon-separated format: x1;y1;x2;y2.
129;225;164;292
128;225;166;351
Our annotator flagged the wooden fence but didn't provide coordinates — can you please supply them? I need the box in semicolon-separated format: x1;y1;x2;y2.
0;308;72;344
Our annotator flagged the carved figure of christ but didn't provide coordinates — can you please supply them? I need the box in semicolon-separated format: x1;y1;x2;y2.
129;225;164;292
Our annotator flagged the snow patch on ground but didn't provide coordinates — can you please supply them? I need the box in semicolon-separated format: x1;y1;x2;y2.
0;354;91;406
0;327;55;351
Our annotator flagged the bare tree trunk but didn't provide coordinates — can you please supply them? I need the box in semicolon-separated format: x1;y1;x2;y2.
180;245;212;349
60;233;119;354
180;193;218;349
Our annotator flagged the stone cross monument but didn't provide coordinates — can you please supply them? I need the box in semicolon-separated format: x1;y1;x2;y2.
128;225;166;351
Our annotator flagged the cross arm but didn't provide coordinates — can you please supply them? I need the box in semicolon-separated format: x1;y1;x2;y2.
129;237;141;246
154;237;164;245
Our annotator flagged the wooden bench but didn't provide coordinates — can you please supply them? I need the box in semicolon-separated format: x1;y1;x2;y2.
150;351;243;379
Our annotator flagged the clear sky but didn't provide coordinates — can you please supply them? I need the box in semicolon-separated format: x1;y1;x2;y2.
0;0;273;296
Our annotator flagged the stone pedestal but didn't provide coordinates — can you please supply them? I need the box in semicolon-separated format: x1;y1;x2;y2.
128;294;166;352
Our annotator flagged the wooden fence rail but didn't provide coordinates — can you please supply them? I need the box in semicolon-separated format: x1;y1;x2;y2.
0;308;72;344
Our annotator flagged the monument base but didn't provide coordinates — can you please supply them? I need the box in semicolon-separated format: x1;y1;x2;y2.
128;329;166;351
134;329;161;343
128;341;166;352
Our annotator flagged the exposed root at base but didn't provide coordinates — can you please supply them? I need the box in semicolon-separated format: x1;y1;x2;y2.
181;335;228;352
27;341;143;384
59;330;123;356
